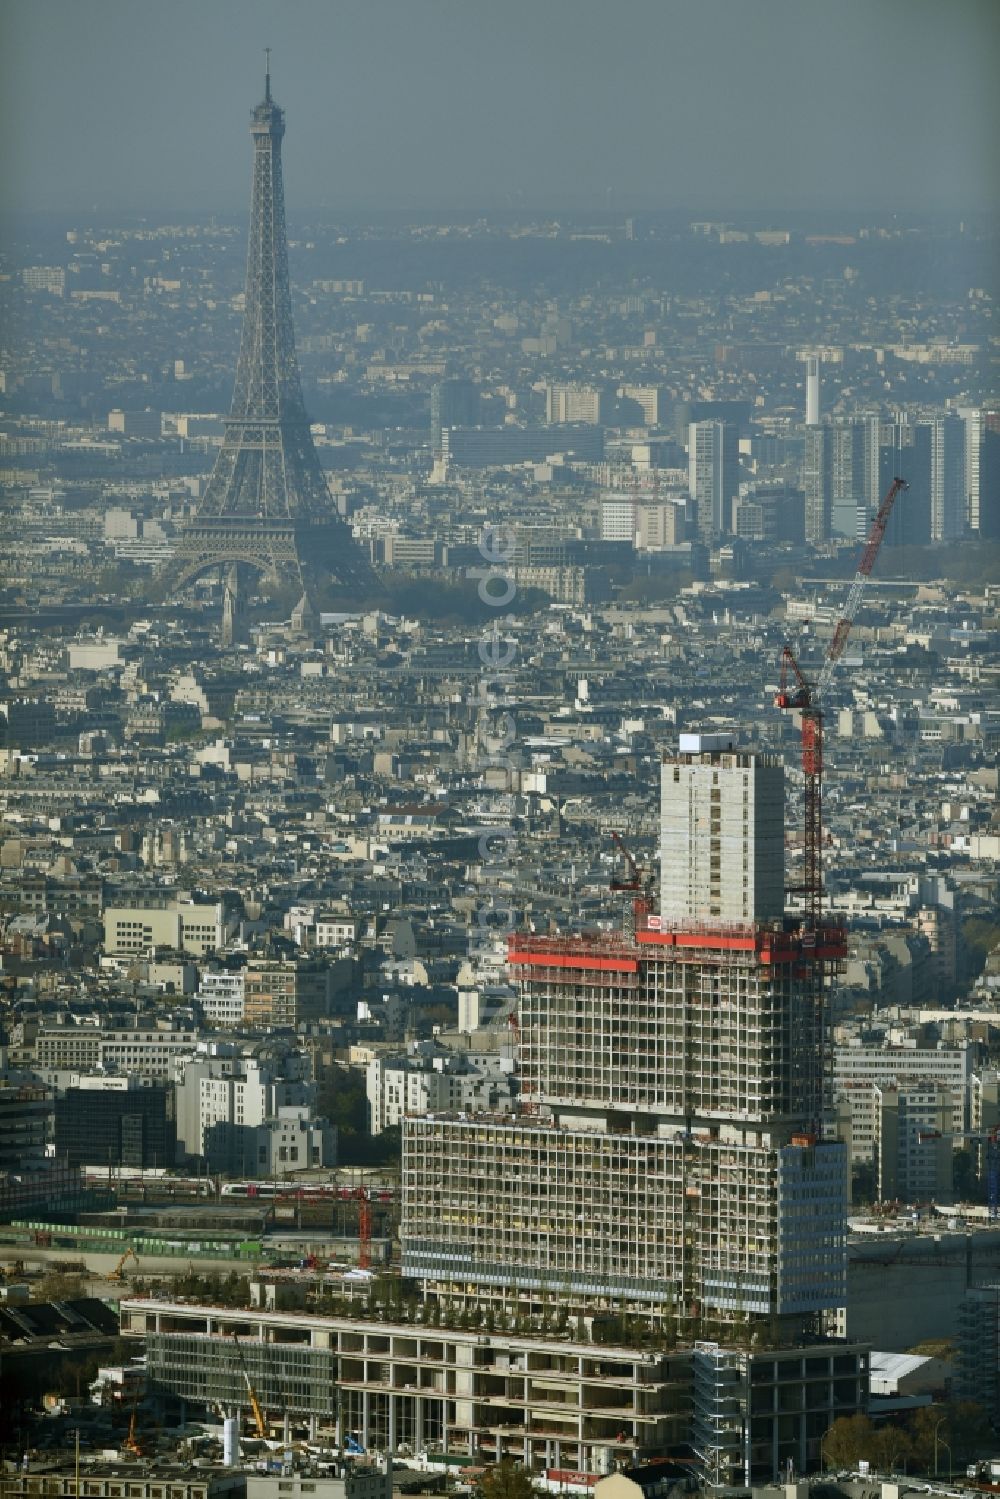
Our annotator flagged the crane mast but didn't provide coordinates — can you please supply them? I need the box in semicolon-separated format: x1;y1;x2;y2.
121;1385;144;1457
609;828;655;938
231;1331;267;1439
775;477;907;930
354;1186;373;1271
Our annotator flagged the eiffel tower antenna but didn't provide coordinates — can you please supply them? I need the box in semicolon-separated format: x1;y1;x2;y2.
168;65;376;644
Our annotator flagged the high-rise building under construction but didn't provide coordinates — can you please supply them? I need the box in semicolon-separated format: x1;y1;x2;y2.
132;743;864;1487
402;731;860;1483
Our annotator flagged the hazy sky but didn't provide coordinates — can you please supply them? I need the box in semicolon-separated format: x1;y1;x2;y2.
1;0;998;217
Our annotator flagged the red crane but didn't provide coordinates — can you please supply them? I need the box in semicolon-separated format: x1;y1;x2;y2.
355;1186;372;1271
775;476;908;931
610;830;654;934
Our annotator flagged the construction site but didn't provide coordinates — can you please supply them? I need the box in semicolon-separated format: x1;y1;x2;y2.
397;481;910;1478
105;482;908;1487
405;904;848;1342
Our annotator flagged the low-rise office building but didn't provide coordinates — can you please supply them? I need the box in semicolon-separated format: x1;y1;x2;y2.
1;1467;244;1499
104;899;227;958
53;1078;176;1169
247;1471;390;1499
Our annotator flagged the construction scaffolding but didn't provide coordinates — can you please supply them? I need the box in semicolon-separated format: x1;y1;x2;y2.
510;922;844;1131
401;923;847;1341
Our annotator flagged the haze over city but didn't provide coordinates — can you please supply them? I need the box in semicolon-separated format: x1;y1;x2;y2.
1;0;999;215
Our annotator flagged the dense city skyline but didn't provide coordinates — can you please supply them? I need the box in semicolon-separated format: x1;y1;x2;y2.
1;10;999;1490
1;0;999;216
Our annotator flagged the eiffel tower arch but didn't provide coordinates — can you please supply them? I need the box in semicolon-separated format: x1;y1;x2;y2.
168;63;375;639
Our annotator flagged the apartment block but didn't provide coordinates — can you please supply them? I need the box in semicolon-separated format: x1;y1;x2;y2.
546;383;606;425
441;425;604;468
103;898;226;957
53;1080;176;1169
688;421;739;541
315;915;360;949
430;377;480;451
0;697;57;749
873;1083;954;1203
366;1051;515;1135
16;872;103;916
35;1022;197;1081
0;1082;51;1176
513;565;594;606
659;734;785;926
635;499;686;551
803;422;867;544
832;1041;971;1145
600;494;637;542
1;1467;243;1499
97;1025;199;1081
107;407;163;438
173;1052;314;1161
247;1473;390;1499
35;1024;102;1071
957;1285;1000;1423
619;384;668;427
208;1108;335;1178
244;954;333;1027
196;969;245;1027
929;412;967;542
21;266;66;295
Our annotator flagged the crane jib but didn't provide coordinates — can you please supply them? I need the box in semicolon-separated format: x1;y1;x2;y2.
775;476;907;931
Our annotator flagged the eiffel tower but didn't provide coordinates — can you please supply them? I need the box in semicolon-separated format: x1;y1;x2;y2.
170;59;375;643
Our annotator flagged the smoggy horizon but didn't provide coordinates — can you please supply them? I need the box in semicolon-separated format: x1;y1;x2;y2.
1;0;998;219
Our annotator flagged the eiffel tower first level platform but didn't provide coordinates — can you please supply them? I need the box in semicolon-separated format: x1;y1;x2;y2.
171;515;362;595
164;63;376;640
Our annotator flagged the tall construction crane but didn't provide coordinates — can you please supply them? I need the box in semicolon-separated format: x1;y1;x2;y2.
121;1385;145;1458
484;994;522;1065
775;476;908;930
231;1331;267;1439
354;1187;372;1271
609;830;655;936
